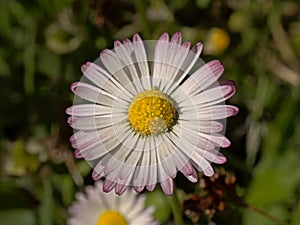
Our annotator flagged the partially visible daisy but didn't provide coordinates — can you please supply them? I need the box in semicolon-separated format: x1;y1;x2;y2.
66;32;238;195
67;181;158;225
204;27;230;55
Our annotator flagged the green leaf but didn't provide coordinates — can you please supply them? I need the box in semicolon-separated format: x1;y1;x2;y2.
38;179;53;225
243;204;289;225
52;174;74;205
291;201;300;225
36;48;61;78
146;189;172;224
196;0;210;9
0;209;36;225
246;148;300;206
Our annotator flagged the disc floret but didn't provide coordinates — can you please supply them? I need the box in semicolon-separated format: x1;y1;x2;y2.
128;87;178;136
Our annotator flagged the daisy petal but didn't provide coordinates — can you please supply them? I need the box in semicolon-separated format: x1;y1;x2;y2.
197;105;239;120
179;84;236;107
81;62;133;100
68;114;126;131
190;153;214;177
197;149;227;164
133;33;151;90
100;49;137;94
181;105;239;120
180;120;224;134
103;179;117;193
71;82;127;106
115;183;127;195
66;104;117;117
179;60;224;97
160;178;173;195
170;42;203;92
114;40;144;93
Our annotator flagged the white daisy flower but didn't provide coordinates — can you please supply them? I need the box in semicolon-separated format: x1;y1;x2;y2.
66;32;238;195
67;181;158;225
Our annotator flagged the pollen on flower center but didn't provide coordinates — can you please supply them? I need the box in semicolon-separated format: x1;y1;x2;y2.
128;87;178;136
97;210;127;225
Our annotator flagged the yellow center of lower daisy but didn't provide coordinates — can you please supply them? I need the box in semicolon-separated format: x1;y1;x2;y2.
97;210;127;225
128;87;178;136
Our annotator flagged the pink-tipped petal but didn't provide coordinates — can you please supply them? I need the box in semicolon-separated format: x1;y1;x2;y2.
159;32;170;42
219;79;235;86
92;170;104;180
170;32;182;44
103;179;116;192
192;105;239;120
115;183;127;195
114;40;122;48
146;184;156;192
198;149;227;164
160;178;173;195
133;33;142;42
182;41;191;49
134;185;145;193
186;168;198;183
179;162;194;177
74;149;83;158
179;60;224;97
202;165;214;177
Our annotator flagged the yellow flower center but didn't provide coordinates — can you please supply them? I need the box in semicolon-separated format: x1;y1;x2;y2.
128;87;178;136
97;210;127;225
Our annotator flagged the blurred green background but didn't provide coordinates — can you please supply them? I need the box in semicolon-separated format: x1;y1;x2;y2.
0;0;300;224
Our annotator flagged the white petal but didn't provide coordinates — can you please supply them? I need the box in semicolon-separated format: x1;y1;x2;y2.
189;153;214;177
160;178;173;195
181;105;239;120
71;82;128;106
103;179;117;193
66;104;122;117
179;84;236;107
68;114;126;131
173;124;217;150
133;34;151;90
157;133;193;179
71;130;119;160
181;165;198;183
126;194;146;219
157;136;177;178
133;136;160;189
170;126;217;176
168;42;203;94
100;49;138;95
152;32;170;88
118;189;138;213
197;149;227;164
119;149;143;180
179;120;224;134
179;60;224;97
114;40;144;93
152;32;202;93
131;207;158;224
164;40;192;94
81;62;133;100
132;151;151;190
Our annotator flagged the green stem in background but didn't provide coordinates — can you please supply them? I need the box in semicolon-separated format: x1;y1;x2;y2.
169;185;184;225
268;4;300;72
133;0;151;39
244;203;290;225
24;25;36;96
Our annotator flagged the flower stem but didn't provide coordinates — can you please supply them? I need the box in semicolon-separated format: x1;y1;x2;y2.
244;203;290;225
169;186;184;225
